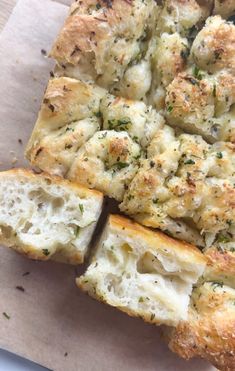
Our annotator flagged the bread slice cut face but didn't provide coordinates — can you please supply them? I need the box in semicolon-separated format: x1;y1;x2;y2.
0;169;103;264
77;214;206;326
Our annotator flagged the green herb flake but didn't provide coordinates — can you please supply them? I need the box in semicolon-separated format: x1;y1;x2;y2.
3;312;10;320
184;159;195;165
150;313;155;321
139;297;144;303
79;204;84;214
167;105;173;113
114;162;129;170
217;234;230;243
153;198;159;204
42;249;50;256
216;152;223;159
94;111;102;118
75;226;80;237
193;66;204;80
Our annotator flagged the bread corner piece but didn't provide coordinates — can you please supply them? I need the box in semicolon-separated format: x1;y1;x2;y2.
0;169;103;264
77;214;206;326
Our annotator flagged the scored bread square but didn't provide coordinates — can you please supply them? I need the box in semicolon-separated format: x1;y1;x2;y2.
77;214;206;327
26;76;165;201
25;77;106;177
120;125;235;248
0;169;103;264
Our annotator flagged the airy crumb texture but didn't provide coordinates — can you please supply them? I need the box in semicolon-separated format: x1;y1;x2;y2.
77;214;206;327
0;169;103;264
120;125;235;247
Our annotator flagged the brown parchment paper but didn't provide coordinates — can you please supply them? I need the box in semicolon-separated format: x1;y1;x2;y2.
0;1;215;370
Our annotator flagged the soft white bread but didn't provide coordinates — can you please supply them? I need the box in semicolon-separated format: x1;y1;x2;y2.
25;77;106;177
167;280;235;370
0;169;103;264
77;214;206;326
121;125;235;247
68;130;142;201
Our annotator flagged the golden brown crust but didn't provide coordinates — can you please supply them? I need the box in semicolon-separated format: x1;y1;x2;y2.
168;282;235;371
2;168;103;200
109;214;206;264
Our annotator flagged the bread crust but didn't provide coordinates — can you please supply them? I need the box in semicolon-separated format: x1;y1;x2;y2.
168;281;235;371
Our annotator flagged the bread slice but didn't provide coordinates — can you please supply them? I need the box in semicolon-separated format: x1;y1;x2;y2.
0;169;103;264
77;214;206;326
121;125;235;248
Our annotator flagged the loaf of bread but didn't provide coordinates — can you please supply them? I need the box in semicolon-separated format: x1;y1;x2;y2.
77;214;206;326
0;169;103;264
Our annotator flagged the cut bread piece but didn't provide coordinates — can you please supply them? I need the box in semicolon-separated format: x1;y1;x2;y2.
25;77;106;177
121;125;235;248
167;280;235;371
0;169;103;264
77;214;206;326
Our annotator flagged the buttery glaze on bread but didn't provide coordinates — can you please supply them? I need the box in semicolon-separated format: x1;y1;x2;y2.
0;169;103;264
121;125;235;247
26;77;106;177
77;214;206;326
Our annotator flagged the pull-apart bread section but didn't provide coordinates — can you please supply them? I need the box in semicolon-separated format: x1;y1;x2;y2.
167;248;235;370
0;169;103;264
26;77;165;201
166;16;235;143
50;0;158;100
78;214;206;327
26;77;106;177
121;125;235;247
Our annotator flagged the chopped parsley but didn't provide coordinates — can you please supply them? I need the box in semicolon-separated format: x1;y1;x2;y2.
216;152;223;159
217;234;230;243
193;66;204;80
94;111;102;118
79;204;84;214
184;159;195;165
166;105;173;113
107;118;131;131
113;162;129;170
